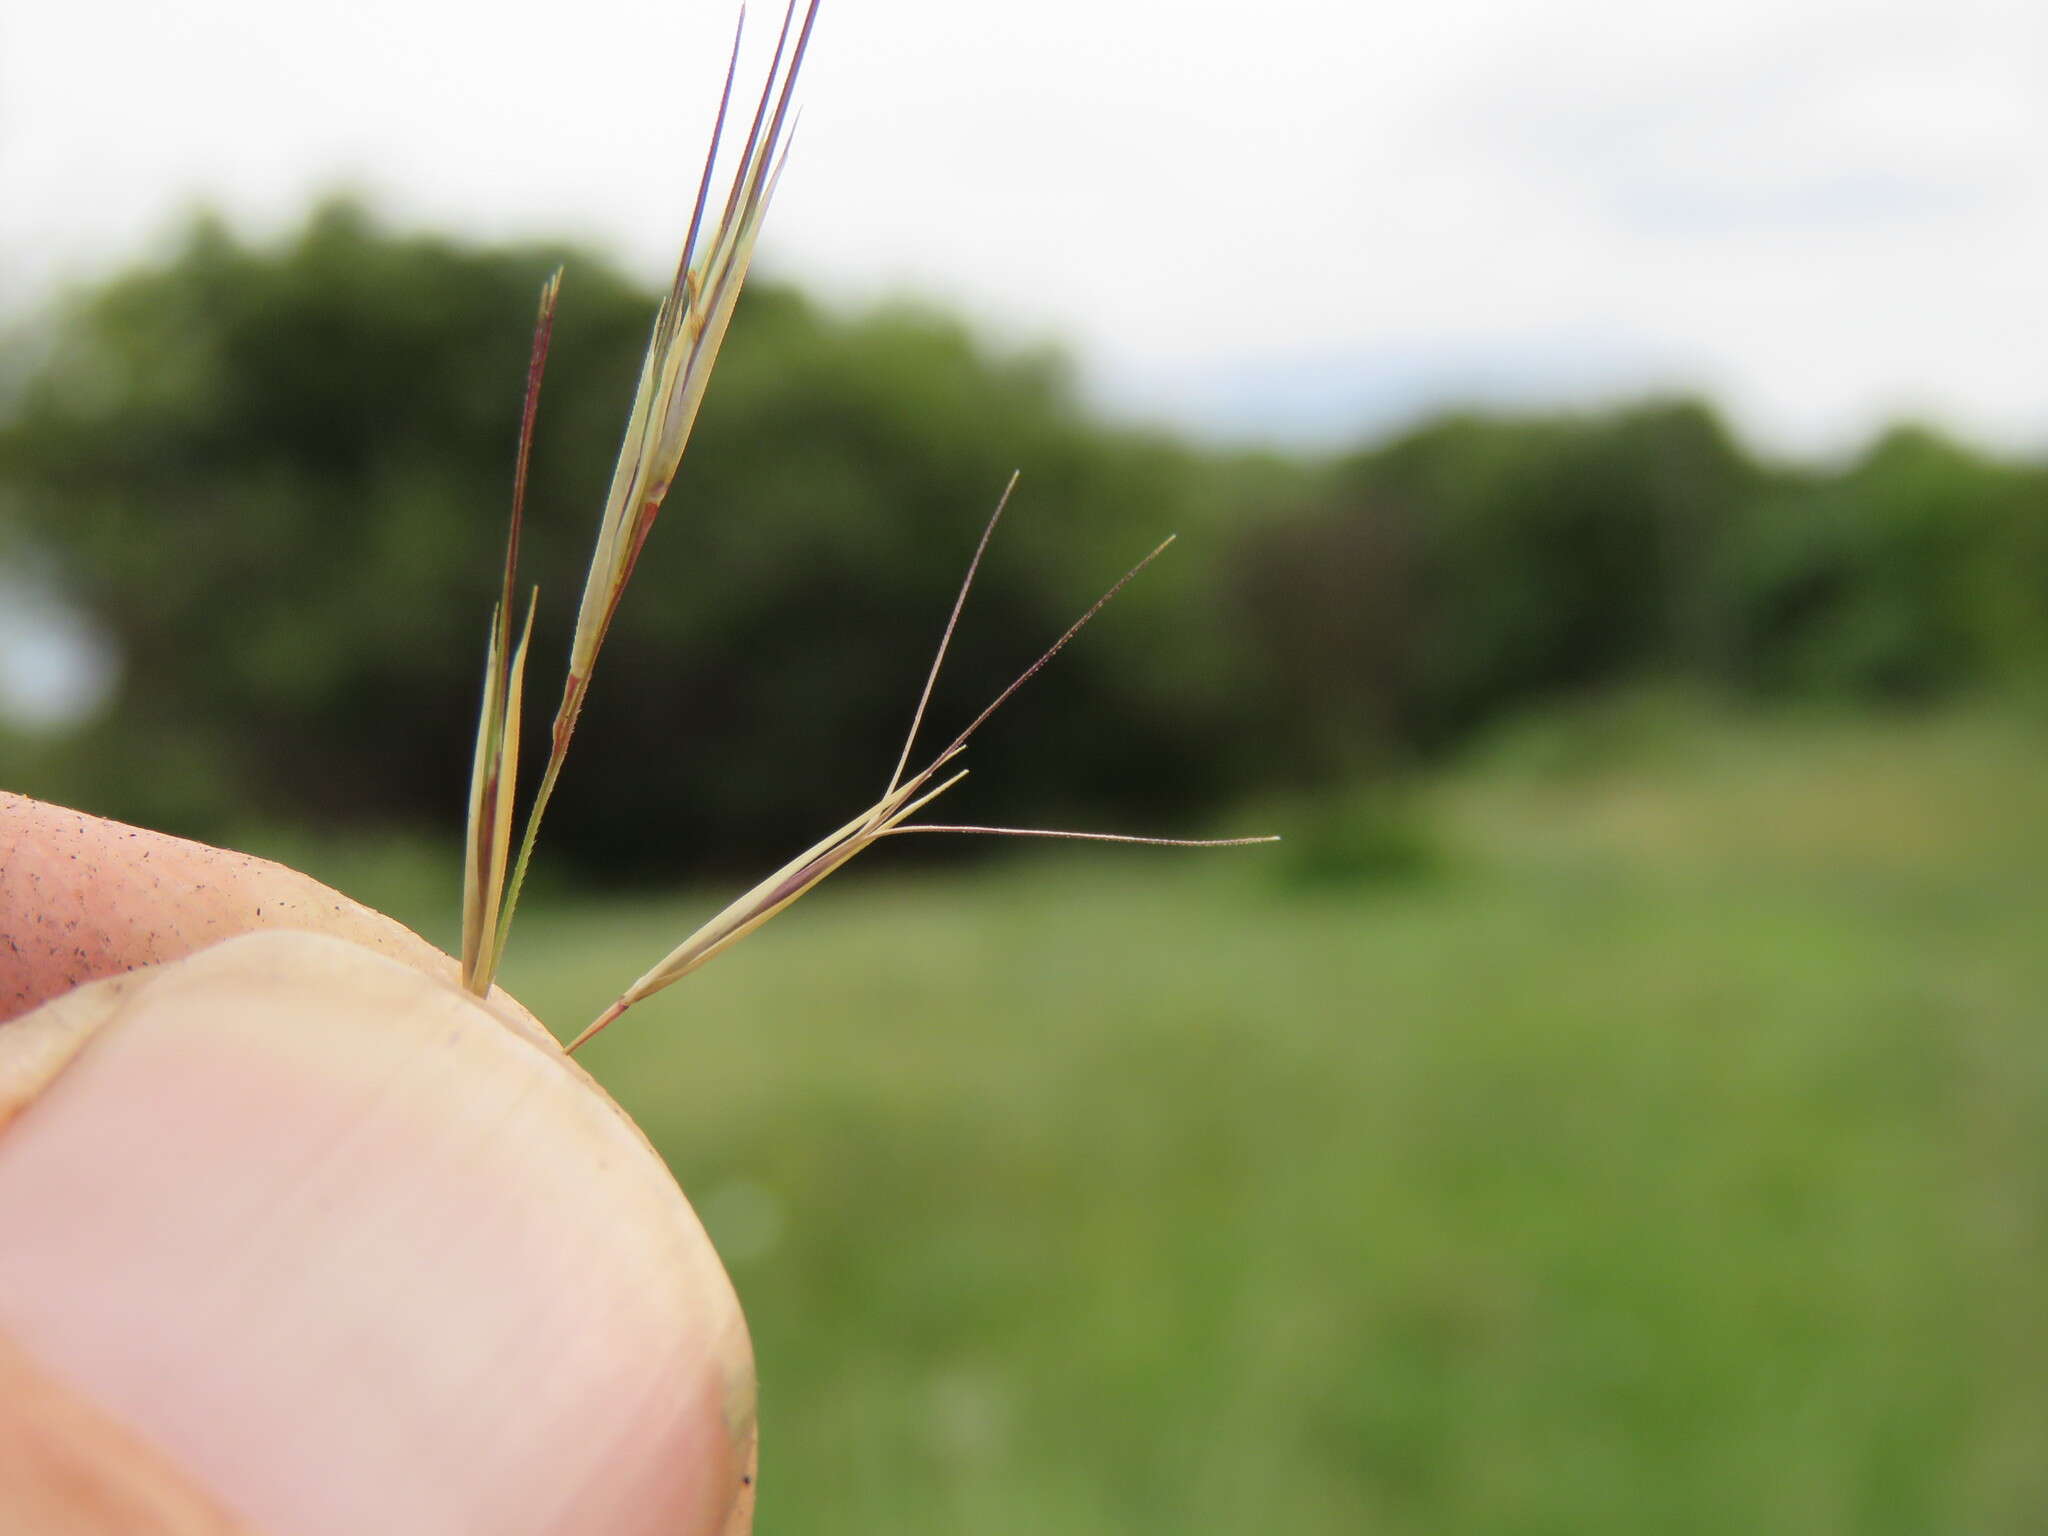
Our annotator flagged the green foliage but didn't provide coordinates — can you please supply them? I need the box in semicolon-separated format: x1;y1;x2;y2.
1234;400;1760;762
0;199;641;841
550;290;1247;876
2;201;2043;877
1234;402;2046;776
0;200;1246;876
1262;787;1447;891
1719;426;2048;698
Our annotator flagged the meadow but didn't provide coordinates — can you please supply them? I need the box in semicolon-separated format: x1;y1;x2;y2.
308;702;2048;1533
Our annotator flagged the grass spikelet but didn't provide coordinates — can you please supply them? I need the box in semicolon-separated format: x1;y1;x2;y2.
460;0;822;995
564;482;1278;1052
460;0;1273;1037
460;268;557;993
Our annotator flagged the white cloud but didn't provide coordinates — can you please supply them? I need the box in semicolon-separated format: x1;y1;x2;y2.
2;0;2044;455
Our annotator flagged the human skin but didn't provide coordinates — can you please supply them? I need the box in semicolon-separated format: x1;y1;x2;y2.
0;791;757;1535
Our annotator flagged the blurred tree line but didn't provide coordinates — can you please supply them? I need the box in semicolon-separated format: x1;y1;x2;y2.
1;200;2043;881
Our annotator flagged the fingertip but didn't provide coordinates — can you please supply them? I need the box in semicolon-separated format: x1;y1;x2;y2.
0;932;755;1536
0;794;553;1056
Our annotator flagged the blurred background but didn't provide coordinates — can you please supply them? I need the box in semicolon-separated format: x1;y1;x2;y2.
4;0;2048;1530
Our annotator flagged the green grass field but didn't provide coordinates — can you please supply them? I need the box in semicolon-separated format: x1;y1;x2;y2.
354;703;2048;1533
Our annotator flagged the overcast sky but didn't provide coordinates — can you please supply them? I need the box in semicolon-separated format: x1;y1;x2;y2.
4;0;2047;458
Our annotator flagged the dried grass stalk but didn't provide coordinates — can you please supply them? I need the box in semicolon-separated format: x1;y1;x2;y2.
461;0;821;996
565;483;1276;1052
459;0;1274;1042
